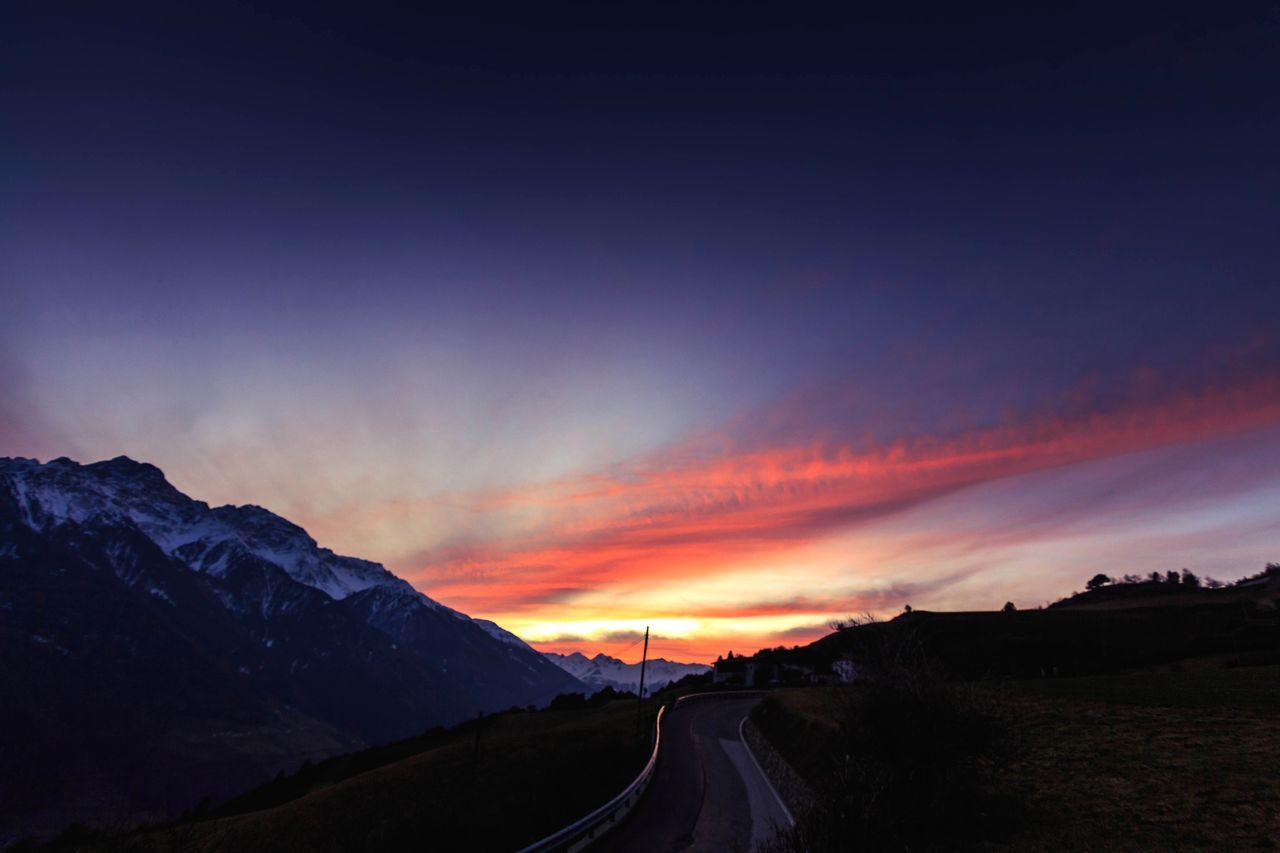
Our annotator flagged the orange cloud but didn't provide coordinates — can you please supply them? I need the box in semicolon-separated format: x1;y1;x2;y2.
412;371;1280;620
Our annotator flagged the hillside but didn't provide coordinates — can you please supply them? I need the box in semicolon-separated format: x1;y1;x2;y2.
32;697;661;853
753;666;1280;851
1048;568;1280;611
754;568;1280;682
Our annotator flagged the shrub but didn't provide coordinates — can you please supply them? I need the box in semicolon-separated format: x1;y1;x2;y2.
763;629;1018;852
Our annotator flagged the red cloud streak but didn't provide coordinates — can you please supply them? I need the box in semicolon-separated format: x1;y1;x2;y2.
415;372;1280;620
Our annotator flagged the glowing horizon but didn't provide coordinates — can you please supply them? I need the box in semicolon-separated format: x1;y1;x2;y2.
5;5;1279;665
395;370;1280;662
6;356;1279;665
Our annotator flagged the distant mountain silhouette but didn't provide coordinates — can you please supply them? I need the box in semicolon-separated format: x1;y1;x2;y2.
0;456;582;843
544;651;709;694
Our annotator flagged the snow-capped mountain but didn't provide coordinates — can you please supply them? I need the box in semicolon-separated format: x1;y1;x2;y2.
545;651;710;695
7;455;425;601
0;455;582;842
0;455;561;659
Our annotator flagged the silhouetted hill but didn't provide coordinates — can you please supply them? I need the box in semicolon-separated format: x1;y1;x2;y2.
1049;570;1280;611
28;698;662;853
759;571;1280;681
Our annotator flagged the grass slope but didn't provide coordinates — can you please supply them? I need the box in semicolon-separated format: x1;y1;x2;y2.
757;666;1280;851
37;698;659;853
992;667;1280;851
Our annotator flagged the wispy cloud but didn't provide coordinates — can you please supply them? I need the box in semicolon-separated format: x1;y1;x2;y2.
410;369;1280;622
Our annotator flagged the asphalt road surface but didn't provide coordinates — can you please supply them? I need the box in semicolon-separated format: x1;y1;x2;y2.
602;695;793;853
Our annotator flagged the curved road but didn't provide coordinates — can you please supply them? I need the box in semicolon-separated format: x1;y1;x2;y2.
602;695;792;853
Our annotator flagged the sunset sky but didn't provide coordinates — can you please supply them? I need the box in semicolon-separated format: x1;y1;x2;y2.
4;4;1279;662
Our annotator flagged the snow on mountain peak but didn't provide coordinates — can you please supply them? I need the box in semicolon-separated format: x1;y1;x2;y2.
2;456;422;604
470;618;536;650
544;650;709;694
0;456;554;662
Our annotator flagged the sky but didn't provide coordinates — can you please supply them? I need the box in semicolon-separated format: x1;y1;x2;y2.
3;3;1279;662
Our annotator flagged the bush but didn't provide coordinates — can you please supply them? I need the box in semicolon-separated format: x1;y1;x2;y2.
763;631;1018;852
548;691;587;710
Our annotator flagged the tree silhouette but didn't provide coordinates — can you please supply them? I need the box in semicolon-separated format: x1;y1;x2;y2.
1166;570;1181;585
1002;601;1016;613
1086;573;1111;591
1181;569;1200;588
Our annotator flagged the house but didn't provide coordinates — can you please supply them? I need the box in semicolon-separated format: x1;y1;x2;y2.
712;656;776;687
712;655;749;686
832;659;859;683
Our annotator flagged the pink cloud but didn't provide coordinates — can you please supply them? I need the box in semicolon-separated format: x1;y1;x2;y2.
409;369;1280;626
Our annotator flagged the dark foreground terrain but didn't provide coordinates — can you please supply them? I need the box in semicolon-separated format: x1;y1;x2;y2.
755;665;1280;852
746;575;1280;852
15;694;661;853
14;571;1279;852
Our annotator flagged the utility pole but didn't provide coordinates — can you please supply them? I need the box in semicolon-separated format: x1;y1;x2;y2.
635;625;649;740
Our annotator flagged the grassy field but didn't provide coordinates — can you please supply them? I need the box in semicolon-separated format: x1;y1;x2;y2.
988;666;1280;851
44;697;660;853
756;666;1280;851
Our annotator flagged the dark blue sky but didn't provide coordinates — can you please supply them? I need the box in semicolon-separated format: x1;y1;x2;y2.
4;3;1279;657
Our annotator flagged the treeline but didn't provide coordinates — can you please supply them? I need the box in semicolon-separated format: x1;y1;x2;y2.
1084;561;1278;592
1085;568;1219;591
546;685;636;710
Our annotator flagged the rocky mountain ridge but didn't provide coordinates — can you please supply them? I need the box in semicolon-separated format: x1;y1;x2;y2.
0;455;581;843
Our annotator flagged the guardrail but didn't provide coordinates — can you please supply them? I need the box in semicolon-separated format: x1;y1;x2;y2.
672;688;766;708
516;704;667;853
517;689;769;852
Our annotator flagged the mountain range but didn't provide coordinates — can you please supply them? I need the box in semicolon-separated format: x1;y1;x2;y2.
544;651;709;694
0;455;582;843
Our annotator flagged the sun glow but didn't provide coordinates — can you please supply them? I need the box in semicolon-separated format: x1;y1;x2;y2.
517;617;702;643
